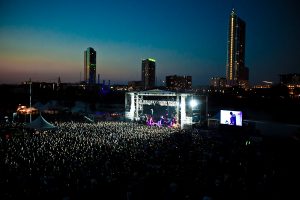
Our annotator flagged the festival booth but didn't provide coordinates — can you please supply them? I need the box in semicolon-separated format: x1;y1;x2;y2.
125;89;202;129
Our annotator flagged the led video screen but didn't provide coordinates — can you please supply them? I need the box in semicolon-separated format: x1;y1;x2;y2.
220;110;243;126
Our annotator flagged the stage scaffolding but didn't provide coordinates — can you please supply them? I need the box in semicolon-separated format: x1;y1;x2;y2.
125;89;202;129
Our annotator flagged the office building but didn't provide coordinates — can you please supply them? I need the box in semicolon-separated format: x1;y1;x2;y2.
210;77;226;89
280;73;300;98
226;9;249;88
84;47;96;84
142;58;156;90
128;81;143;91
280;73;300;85
166;75;192;91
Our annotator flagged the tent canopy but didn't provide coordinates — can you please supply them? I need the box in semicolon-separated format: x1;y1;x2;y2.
26;115;57;130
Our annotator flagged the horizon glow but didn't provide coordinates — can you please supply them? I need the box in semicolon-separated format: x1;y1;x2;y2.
0;0;299;85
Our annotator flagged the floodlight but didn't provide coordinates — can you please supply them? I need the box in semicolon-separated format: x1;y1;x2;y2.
190;99;198;108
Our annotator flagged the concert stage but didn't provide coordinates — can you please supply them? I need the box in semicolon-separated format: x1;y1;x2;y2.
125;89;202;129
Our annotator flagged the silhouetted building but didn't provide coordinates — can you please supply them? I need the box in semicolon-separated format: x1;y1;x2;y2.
210;77;226;89
97;74;100;85
84;47;96;84
253;81;273;89
226;9;249;88
280;73;300;85
280;73;300;98
142;58;156;90
128;81;143;91
166;75;192;91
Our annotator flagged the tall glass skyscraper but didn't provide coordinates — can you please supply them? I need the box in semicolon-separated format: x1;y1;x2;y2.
84;47;96;84
226;9;249;87
142;58;156;90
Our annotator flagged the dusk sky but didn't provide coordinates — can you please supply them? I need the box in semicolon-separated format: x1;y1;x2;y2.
0;0;299;85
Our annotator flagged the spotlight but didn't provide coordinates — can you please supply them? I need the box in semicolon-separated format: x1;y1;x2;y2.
189;99;198;108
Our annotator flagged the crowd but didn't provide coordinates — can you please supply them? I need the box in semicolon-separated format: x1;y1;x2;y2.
0;121;298;200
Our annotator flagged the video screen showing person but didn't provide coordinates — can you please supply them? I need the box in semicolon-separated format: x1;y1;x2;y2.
220;110;243;126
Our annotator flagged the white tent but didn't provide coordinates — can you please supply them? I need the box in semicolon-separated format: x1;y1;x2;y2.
26;115;57;130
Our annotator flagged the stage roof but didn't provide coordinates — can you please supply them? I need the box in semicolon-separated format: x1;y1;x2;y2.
129;89;178;96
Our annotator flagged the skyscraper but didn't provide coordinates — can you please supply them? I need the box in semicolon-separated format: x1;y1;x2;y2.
142;58;156;90
84;47;96;84
226;9;249;87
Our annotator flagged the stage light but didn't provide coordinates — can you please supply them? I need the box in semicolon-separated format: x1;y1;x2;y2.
189;99;198;108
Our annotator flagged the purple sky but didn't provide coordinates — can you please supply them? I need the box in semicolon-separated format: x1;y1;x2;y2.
1;0;299;85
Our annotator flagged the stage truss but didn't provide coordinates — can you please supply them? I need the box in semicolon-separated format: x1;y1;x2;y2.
125;89;202;129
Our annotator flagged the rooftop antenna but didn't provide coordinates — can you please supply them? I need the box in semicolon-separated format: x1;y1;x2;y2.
231;0;235;14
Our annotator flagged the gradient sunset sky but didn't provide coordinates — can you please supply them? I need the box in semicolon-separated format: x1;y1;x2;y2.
0;0;299;85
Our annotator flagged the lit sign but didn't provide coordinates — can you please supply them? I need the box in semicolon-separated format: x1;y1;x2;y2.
141;100;177;106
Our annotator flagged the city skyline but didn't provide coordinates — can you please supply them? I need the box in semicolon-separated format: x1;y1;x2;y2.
0;0;300;85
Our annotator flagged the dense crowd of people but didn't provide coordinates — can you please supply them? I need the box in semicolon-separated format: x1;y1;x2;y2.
0;121;298;200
